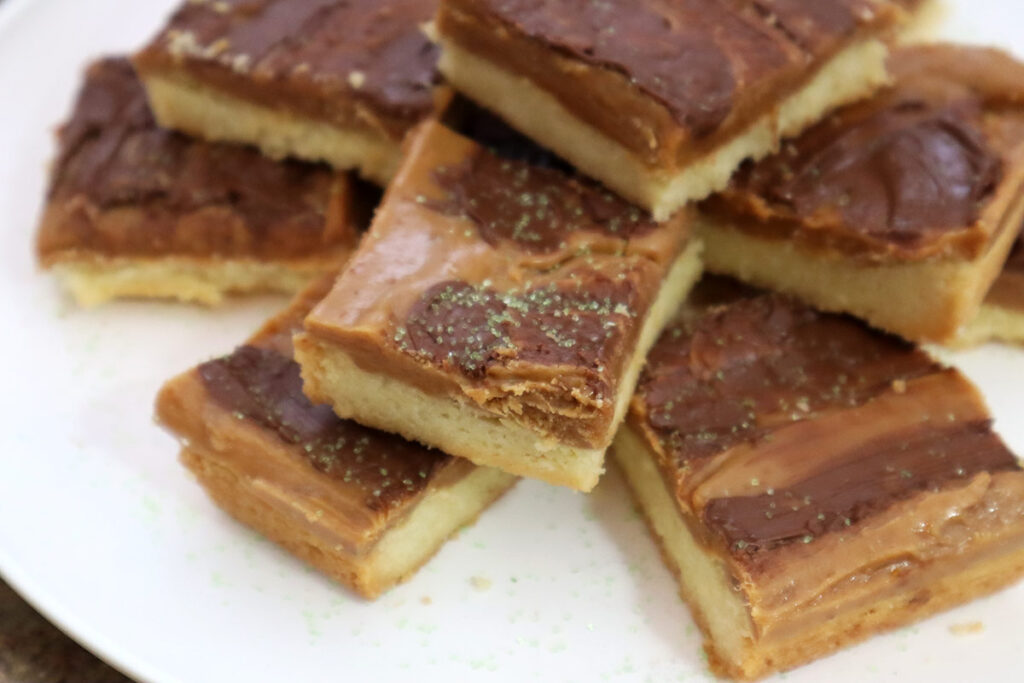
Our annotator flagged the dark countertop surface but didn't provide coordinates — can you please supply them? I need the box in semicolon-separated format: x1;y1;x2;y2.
0;579;133;683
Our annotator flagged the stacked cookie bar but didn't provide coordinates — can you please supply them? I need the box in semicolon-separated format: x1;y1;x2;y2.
34;0;1024;679
37;57;358;306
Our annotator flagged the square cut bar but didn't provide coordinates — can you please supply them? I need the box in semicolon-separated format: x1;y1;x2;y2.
433;0;910;220
134;0;448;184
36;58;358;307
156;276;517;598
295;118;702;492
613;287;1024;680
698;45;1024;343
957;229;1024;346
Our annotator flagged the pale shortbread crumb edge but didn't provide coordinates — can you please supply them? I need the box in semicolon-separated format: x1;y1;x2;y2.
140;73;401;184
182;446;516;599
52;254;345;307
695;211;1024;343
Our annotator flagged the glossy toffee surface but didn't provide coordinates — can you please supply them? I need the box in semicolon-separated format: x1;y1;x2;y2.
438;0;899;167
136;0;441;137
38;57;352;260
158;279;472;548
200;345;453;515
703;46;1024;261
304;118;691;445
630;290;1023;589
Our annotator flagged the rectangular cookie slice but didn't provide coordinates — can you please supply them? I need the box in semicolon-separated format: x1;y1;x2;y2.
156;277;517;598
433;0;911;220
613;290;1024;680
294;115;702;492
36;57;358;307
134;0;447;184
958;229;1024;346
697;45;1024;343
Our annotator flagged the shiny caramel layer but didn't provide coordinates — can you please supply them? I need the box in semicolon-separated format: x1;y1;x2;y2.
987;231;1024;310
702;45;1024;261
135;0;441;139
37;57;354;262
200;345;453;515
631;295;1022;565
304;118;691;447
430;146;655;253
158;277;472;548
437;0;900;168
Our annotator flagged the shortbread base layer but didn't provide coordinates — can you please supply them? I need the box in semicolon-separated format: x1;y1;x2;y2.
297;241;703;492
612;426;756;673
50;253;346;307
436;36;888;221
696;212;1024;343
182;446;516;599
612;424;1024;680
952;303;1024;348
140;73;401;185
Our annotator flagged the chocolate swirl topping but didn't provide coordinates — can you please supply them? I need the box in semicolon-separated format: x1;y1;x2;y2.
475;0;876;137
638;295;1021;556
47;57;339;257
644;296;938;460
432;146;655;252
398;272;641;388
731;98;1003;249
151;0;440;117
748;0;862;52
703;422;1016;554
199;345;449;512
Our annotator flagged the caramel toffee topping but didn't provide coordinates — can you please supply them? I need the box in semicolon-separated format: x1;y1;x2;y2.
702;46;1024;259
703;421;1015;554
200;345;450;512
302;119;691;446
469;0;877;137
149;0;439;118
727;98;1002;249
47;57;342;257
399;271;640;388
636;295;1021;556
643;296;937;459
432;146;655;253
747;0;865;50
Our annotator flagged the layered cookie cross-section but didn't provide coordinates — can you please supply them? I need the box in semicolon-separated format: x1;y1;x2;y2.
36;57;358;307
959;228;1024;346
156;277;517;598
613;288;1024;679
134;0;447;183
295;116;702;492
698;45;1024;343
433;0;911;220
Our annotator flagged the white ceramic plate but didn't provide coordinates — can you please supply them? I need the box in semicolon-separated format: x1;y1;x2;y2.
1;1;1022;681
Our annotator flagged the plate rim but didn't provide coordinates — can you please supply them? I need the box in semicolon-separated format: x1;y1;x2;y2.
0;1;166;678
1;2;1022;682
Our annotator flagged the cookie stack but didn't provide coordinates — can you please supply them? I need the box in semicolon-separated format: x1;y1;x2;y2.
34;1;1024;679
